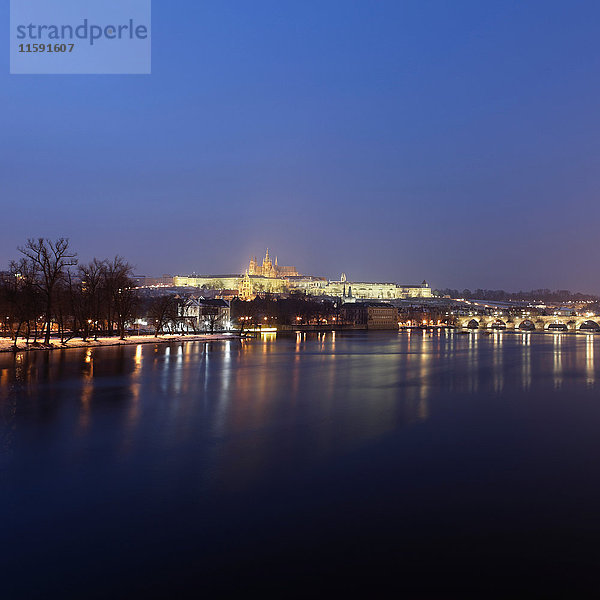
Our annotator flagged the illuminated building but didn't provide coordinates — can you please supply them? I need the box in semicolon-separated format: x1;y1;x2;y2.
311;277;432;300
172;248;432;300
341;302;399;329
174;273;288;297
239;272;254;300
248;248;298;278
179;297;231;331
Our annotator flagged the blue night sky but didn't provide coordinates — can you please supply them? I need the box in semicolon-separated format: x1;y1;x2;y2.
2;0;600;291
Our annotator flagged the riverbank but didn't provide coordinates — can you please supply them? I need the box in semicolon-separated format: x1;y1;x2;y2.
0;333;241;353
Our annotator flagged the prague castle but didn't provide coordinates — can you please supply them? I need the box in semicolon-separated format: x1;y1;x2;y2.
248;249;298;278
172;248;432;301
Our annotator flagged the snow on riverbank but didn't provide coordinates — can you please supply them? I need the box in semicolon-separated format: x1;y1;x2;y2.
0;333;241;353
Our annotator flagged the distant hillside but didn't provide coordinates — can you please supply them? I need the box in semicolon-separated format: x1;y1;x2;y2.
435;289;599;303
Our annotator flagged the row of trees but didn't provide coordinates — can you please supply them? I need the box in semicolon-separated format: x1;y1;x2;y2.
1;238;138;345
230;295;339;326
435;288;599;302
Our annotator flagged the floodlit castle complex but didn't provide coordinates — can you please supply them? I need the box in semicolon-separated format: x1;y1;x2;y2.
173;248;432;301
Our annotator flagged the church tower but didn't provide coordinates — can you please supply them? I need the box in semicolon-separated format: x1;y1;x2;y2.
247;247;297;279
249;256;257;275
239;270;254;300
262;248;275;278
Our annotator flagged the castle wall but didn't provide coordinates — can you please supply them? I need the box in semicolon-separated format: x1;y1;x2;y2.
301;281;432;300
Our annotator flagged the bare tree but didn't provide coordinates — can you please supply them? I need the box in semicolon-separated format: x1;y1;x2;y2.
148;295;177;336
206;311;219;333
103;257;137;339
77;259;106;341
18;238;77;345
4;259;42;348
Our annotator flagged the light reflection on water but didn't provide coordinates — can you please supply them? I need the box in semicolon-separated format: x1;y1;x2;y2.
2;332;600;455
522;332;531;390
1;332;600;489
554;333;563;388
586;334;595;385
0;334;597;395
12;337;593;465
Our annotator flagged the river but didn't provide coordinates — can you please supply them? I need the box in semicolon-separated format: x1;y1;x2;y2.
1;331;600;597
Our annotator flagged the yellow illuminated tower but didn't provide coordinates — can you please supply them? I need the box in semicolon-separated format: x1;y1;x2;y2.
249;256;257;275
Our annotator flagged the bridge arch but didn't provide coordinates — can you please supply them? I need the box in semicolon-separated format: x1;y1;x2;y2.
579;320;600;331
467;319;479;329
547;322;568;331
491;319;506;330
519;320;535;331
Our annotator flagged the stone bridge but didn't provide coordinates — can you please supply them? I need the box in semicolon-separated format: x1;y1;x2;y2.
455;315;600;332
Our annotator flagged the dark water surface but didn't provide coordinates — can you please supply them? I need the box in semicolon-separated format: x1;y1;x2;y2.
2;331;600;597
